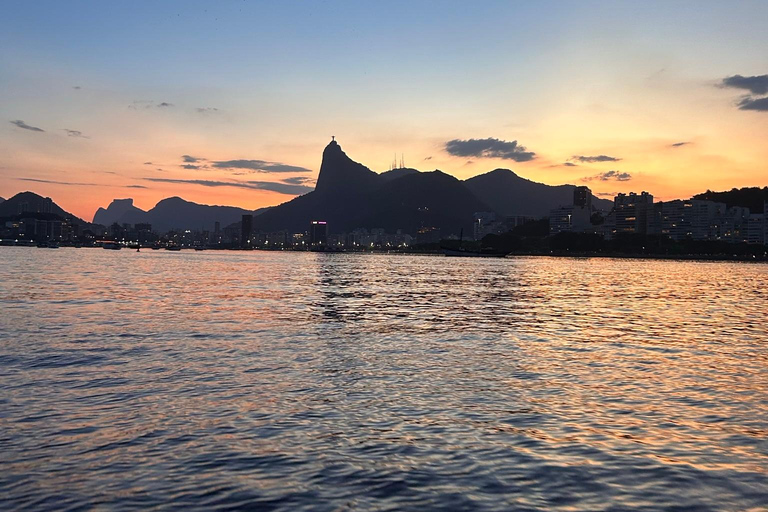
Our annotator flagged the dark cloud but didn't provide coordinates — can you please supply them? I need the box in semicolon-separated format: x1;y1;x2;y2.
212;159;312;173
144;177;312;195
10;120;44;132
182;155;202;163
181;164;201;170
281;176;314;186
129;100;175;110
671;142;690;147
424;156;433;161
125;185;148;189
73;86;82;90
563;162;578;167
143;162;153;165
582;170;632;182
17;177;96;186
195;107;219;113
738;96;768;112
721;74;768;95
573;155;621;163
63;129;89;138
445;137;536;162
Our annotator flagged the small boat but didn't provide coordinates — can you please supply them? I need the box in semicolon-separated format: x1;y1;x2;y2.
102;242;122;250
441;228;508;258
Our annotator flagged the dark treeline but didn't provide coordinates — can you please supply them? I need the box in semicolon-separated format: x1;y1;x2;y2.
693;187;768;214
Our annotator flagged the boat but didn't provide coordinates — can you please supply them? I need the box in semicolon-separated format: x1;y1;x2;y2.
102;242;122;250
165;245;182;251
441;228;508;258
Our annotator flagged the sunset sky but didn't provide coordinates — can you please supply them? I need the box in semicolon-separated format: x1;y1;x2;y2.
1;0;767;220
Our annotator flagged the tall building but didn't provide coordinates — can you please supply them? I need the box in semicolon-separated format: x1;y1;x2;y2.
241;214;253;248
573;186;593;211
309;220;328;246
613;192;653;236
549;186;593;234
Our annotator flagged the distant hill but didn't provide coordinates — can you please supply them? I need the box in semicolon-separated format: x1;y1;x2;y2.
93;196;269;233
0;191;90;227
465;168;613;217
692;187;768;214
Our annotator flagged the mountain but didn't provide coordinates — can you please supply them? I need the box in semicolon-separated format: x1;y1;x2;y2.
692;187;768;214
93;198;148;226
0;191;90;227
92;196;268;233
465;168;613;218
253;141;491;234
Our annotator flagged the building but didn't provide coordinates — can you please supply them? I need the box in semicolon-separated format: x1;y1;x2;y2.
241;214;253;248
613;191;654;236
549;186;594;235
746;214;765;245
309;220;328;246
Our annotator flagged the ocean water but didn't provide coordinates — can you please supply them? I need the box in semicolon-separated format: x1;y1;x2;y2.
0;247;766;511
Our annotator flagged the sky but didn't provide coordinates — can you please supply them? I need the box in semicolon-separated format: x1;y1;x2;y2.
1;0;767;220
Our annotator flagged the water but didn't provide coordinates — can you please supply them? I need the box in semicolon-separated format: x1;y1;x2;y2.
1;247;766;511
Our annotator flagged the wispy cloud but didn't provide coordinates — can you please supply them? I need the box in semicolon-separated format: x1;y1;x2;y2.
181;164;201;170
721;74;768;95
10;120;44;132
445;137;535;162
738;96;768;112
182;155;202;163
281;176;314;185
195;107;219;114
143;162;153;165
125;184;148;189
144;177;313;195
16;177;97;186
63;129;89;139
671;141;690;147
572;155;621;163
582;170;632;182
129;100;175;110
211;159;312;173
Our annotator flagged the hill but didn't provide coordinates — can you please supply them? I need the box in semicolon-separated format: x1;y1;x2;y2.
464;168;613;217
0;192;90;227
253;141;491;234
692;187;768;213
93;197;269;232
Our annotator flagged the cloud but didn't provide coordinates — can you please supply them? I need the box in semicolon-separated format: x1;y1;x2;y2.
572;155;621;163
143;162;153;165
737;96;768;112
281;176;314;185
424;156;433;161
671;141;690;147
444;137;536;161
125;184;148;189
211;159;312;173
144;177;312;195
181;164;201;170
73;86;82;90
129;100;175;110
63;129;89;138
182;155;202;163
721;74;768;95
582;170;632;182
10;120;44;132
563;162;578;167
195;107;219;113
16;177;96;186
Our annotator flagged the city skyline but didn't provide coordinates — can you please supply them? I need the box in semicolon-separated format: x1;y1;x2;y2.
2;1;768;220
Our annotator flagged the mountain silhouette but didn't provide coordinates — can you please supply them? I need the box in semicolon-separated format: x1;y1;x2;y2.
93;198;148;226
465;168;612;217
0;192;90;227
252;140;492;234
92;196;269;233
